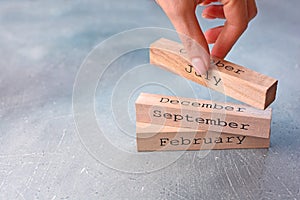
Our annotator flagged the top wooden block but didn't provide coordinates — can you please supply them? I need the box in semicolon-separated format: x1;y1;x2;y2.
150;38;278;109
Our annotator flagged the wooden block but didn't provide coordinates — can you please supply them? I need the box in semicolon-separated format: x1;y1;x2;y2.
150;38;278;109
136;122;270;151
135;93;272;138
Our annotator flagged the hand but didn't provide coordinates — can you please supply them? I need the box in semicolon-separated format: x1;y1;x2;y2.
156;0;257;74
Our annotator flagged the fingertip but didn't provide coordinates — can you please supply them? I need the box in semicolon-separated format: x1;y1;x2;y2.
204;26;223;44
202;5;225;19
204;31;216;44
202;13;216;19
192;58;209;75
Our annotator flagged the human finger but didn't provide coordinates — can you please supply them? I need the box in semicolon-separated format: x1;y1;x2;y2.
211;0;248;58
156;0;210;74
202;5;225;19
204;26;223;44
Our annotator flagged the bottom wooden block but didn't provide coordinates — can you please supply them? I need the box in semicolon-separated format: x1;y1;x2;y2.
136;122;270;152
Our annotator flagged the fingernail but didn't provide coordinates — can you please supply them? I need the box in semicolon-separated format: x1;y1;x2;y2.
192;58;208;75
202;13;215;19
202;13;208;18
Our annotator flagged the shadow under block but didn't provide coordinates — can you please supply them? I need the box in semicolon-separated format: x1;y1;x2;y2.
135;93;272;139
136;122;270;152
150;38;278;110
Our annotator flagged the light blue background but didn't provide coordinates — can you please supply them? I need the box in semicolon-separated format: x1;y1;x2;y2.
0;1;299;199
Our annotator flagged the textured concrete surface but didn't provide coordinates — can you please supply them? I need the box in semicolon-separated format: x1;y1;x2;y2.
0;0;299;199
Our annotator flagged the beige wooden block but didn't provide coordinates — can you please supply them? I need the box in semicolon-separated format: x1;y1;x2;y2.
150;38;278;109
136;122;270;152
135;93;272;138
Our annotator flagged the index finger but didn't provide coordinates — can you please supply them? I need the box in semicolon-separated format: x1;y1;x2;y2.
156;0;211;74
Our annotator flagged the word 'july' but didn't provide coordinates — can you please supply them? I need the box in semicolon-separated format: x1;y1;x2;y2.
185;64;222;86
184;59;246;87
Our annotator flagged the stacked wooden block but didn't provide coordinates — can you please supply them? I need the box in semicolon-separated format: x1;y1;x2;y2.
135;38;278;151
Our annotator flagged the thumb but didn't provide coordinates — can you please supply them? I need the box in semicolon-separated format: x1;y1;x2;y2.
157;1;210;74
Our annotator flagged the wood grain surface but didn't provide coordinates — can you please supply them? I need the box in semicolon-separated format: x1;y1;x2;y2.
150;38;278;109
